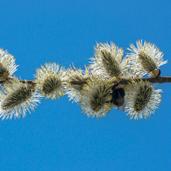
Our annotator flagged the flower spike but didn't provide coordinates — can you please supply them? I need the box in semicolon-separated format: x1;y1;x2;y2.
124;80;162;119
0;80;40;119
89;43;123;78
79;77;114;117
35;63;66;99
65;68;90;102
127;40;167;77
0;49;18;81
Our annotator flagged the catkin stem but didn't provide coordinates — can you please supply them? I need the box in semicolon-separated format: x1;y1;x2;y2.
0;76;171;86
0;78;36;85
143;77;171;83
119;76;171;85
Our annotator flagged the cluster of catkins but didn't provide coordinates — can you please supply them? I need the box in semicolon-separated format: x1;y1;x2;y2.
0;40;167;120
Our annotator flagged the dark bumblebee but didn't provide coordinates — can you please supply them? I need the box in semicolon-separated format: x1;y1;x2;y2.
111;84;125;106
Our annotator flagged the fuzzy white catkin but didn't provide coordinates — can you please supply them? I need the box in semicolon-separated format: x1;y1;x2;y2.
0;49;18;77
125;40;167;77
89;43;124;78
35;63;66;99
0;80;41;119
124;81;162;119
65;68;90;103
79;77;114;118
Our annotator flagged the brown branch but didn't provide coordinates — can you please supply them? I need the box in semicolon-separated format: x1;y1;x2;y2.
119;76;171;85
0;78;36;85
0;76;171;87
143;76;171;83
19;80;36;85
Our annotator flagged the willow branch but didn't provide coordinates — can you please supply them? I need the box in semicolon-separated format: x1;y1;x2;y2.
0;78;36;85
143;76;171;83
119;76;171;85
0;76;171;86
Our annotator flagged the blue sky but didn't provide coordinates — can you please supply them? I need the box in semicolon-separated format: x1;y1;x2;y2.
0;0;171;170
